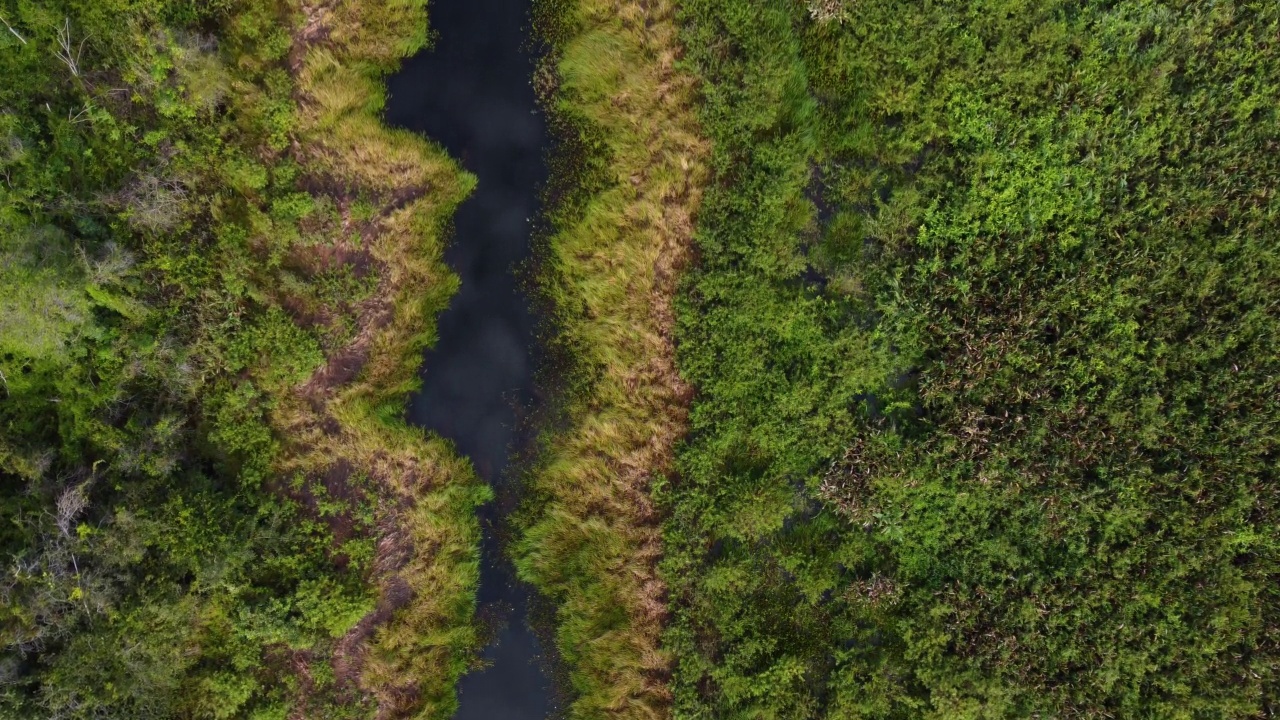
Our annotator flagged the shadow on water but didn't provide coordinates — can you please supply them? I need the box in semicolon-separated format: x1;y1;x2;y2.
384;0;557;716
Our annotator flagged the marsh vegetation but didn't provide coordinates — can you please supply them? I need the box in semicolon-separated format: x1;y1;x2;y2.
0;1;483;717
2;0;1277;717
511;0;707;717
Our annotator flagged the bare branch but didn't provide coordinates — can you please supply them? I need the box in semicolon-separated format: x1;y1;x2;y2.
53;18;85;77
69;554;88;614
0;14;26;45
54;482;89;537
118;174;189;232
807;0;854;24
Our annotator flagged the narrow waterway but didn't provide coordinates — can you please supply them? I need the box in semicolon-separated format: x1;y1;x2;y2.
384;0;556;716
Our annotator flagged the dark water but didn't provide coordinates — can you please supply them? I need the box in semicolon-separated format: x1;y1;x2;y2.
384;0;555;716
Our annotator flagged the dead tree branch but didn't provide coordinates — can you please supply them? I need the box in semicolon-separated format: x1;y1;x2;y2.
0;14;26;45
54;483;89;538
54;18;85;77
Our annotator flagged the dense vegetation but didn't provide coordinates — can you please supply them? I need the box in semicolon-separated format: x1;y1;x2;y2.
5;0;1278;716
0;1;484;717
663;0;1279;717
512;0;707;716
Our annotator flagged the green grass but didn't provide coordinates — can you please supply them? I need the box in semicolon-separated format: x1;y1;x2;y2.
663;0;1280;716
512;0;707;717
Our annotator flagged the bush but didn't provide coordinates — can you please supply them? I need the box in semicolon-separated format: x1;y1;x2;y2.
664;0;1280;716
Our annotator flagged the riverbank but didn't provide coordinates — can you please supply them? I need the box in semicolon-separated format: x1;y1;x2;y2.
277;2;487;716
0;0;484;717
513;0;709;716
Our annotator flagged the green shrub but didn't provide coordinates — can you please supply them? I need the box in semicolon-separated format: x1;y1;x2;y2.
665;0;1280;716
0;0;476;717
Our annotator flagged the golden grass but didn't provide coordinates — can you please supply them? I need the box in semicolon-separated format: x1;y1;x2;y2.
514;0;709;717
256;1;487;717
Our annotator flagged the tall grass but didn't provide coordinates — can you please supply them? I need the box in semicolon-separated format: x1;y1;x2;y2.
513;0;708;717
270;1;488;717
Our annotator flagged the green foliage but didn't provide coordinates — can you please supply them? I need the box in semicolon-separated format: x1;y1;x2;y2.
0;0;471;717
0;224;88;358
665;0;1280;717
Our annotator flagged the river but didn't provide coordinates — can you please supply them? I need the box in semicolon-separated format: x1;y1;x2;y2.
384;0;557;716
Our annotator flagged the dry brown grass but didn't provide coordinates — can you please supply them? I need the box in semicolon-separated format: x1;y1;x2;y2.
515;0;709;717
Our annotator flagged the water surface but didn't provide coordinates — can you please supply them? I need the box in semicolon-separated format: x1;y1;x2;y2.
385;0;556;716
